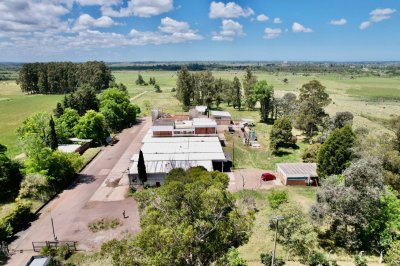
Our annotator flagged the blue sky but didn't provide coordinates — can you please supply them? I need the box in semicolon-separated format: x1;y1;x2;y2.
0;0;399;62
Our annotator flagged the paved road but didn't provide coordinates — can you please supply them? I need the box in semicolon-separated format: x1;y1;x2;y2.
7;117;152;266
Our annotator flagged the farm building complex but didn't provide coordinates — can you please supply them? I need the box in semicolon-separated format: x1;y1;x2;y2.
276;163;318;186
129;115;227;186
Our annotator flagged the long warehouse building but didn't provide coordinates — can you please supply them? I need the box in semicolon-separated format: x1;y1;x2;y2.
129;130;227;186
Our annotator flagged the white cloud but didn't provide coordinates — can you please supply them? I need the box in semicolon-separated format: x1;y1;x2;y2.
212;19;244;41
370;8;396;22
102;0;173;17
256;14;269;22
292;22;313;33
75;0;121;6
264;28;281;39
73;14;119;31
359;21;371;30
360;8;396;30
0;1;70;34
209;1;254;19
330;18;347;26
158;17;190;33
273;17;282;24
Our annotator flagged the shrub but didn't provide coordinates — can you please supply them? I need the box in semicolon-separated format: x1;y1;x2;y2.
216;247;247;266
304;252;329;266
88;217;121;233
354;255;367;266
0;200;32;240
18;173;51;201
302;143;321;163
385;240;400;266
260;253;285;266
267;189;289;209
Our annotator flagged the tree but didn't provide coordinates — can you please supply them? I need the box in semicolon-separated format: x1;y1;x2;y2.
260;253;285;266
55;108;80;143
54;102;64;118
332;111;353;129
0;145;23;201
149;77;156;85
74;110;109;145
135;74;145;85
271;203;318;260
382;150;400;193
106;167;254;265
48;116;58;150
280;93;297;118
154;84;162;93
270;118;295;154
99;88;140;132
62;85;99;116
243;69;257;110
232;77;242;110
137;150;147;184
16;112;51;155
302;143;321;163
295;80;331;137
223;79;235;106
317;125;356;178
252;80;274;122
176;66;193;107
311;157;385;252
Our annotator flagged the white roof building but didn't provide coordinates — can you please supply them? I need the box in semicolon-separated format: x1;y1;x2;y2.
129;130;226;178
195;106;208;113
210;111;231;117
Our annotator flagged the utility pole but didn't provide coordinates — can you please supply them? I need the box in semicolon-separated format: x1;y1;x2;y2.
50;214;57;242
271;216;284;266
232;135;235;168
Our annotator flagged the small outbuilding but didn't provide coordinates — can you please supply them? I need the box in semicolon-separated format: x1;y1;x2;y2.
210;111;232;125
276;163;318;186
195;106;208;115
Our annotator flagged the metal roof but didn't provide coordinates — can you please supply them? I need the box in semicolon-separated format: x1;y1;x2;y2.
195;106;208;112
130;160;213;174
192;118;217;127
277;163;318;177
210;111;231;117
57;144;80;153
151;125;174;131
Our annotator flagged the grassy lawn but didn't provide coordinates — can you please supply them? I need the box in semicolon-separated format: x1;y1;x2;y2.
80;147;102;170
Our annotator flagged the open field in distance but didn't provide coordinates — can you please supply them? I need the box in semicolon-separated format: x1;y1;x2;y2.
1;70;400;157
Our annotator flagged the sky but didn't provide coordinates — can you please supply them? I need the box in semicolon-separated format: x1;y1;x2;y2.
0;0;399;62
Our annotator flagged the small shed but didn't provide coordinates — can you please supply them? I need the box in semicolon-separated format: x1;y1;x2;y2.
25;256;51;266
276;163;318;186
210;111;232;125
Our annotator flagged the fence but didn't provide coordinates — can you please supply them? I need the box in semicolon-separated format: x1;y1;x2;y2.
32;241;78;252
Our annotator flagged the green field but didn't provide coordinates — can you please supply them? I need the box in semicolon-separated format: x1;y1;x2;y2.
1;70;400;159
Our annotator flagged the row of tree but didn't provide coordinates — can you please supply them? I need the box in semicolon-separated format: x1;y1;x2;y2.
17;61;113;94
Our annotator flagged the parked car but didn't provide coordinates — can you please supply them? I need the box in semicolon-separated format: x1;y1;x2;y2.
261;172;276;181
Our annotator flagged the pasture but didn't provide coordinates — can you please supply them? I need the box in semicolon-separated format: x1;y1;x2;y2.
1;70;400;158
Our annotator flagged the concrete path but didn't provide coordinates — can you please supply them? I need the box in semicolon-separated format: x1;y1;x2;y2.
130;91;148;101
6;117;152;266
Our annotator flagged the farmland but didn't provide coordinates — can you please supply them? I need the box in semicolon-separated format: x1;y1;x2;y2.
1;70;400;158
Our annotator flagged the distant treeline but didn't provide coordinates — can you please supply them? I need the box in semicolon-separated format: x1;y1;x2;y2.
18;61;113;94
108;62;400;76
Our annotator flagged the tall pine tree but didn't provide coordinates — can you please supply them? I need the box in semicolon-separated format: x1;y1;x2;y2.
137;150;147;184
48;116;58;150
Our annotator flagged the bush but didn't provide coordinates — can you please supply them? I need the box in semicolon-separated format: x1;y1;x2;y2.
302;144;321;163
260;253;285;266
354;255;367;266
88;217;121;233
18;173;51;201
386;240;400;266
267;189;289;209
0;200;32;240
216;247;247;266
305;252;329;266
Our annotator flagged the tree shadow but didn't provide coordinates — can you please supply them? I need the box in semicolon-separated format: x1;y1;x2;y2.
66;174;96;190
272;150;292;157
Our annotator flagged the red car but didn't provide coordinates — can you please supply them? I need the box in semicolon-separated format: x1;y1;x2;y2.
261;173;276;181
